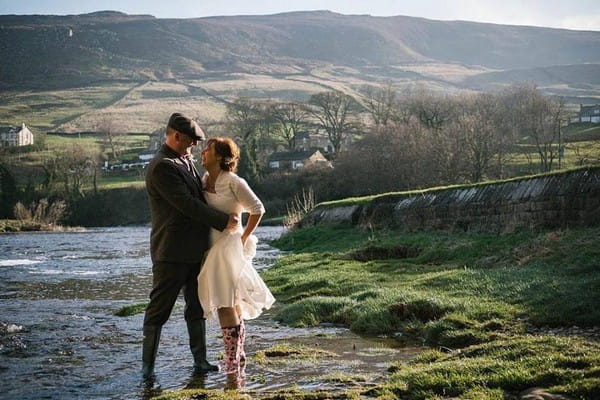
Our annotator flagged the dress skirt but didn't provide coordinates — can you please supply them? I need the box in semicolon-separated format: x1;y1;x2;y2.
198;229;275;320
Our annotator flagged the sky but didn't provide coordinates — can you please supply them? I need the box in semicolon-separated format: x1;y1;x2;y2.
0;0;599;31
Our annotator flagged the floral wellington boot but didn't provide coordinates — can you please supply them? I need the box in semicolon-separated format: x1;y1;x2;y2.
221;326;241;375
239;319;246;366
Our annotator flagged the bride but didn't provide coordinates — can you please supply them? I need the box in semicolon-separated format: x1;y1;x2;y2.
196;137;275;379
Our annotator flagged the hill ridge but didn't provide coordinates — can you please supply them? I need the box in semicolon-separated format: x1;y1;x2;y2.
1;11;599;90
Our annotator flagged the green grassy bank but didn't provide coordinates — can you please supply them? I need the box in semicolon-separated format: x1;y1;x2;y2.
261;226;600;399
154;225;599;399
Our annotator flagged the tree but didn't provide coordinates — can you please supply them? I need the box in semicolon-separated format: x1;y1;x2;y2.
529;95;565;172
271;102;309;150
360;82;397;127
455;93;508;182
225;97;262;182
56;144;99;198
0;163;18;218
308;90;361;156
405;86;456;130
96;115;124;160
505;84;565;172
41;151;61;192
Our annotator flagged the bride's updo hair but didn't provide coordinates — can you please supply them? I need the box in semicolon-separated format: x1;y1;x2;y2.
206;137;240;172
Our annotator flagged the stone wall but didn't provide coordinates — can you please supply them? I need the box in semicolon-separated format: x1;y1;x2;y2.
302;167;600;232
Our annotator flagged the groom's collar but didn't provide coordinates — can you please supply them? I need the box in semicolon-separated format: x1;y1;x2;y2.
161;144;183;159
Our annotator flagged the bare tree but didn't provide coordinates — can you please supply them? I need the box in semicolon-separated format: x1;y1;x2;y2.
225;97;263;180
308;90;361;156
271;102;309;150
226;97;261;141
360;82;397;127
511;85;566;172
455;93;507;182
533;97;565;172
404;86;457;130
56;144;99;197
96;116;124;160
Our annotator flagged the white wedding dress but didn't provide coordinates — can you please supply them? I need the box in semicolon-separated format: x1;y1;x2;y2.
197;171;275;320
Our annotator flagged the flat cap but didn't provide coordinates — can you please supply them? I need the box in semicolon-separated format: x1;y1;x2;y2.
167;112;205;140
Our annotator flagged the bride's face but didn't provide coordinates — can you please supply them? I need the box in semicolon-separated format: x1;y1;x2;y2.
201;142;221;168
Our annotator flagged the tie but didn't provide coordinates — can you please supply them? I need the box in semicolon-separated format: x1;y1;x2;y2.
179;156;190;171
180;156;196;177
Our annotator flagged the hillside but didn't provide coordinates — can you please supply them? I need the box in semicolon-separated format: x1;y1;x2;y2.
1;10;599;89
1;10;599;132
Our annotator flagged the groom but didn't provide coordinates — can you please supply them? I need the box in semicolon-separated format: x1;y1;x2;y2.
142;112;238;379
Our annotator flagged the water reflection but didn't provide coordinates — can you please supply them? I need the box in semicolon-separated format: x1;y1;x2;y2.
0;226;418;399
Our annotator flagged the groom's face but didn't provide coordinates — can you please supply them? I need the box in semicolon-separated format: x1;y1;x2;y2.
175;131;198;154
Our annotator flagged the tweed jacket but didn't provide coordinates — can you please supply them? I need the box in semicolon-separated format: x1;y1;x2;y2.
145;144;229;263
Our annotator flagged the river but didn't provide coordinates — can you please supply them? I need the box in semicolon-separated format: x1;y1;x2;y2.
0;226;419;399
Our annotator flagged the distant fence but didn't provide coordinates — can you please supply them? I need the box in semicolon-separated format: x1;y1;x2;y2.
302;167;600;232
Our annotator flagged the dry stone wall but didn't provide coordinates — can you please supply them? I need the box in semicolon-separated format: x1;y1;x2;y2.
302;167;600;232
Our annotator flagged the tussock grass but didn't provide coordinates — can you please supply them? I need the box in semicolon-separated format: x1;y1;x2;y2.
386;336;600;400
254;343;338;364
263;225;600;398
113;302;147;317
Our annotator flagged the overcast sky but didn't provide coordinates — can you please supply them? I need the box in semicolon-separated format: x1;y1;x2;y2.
1;0;599;31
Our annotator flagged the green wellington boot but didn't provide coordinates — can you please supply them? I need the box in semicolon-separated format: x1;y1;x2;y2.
187;319;219;374
141;325;162;379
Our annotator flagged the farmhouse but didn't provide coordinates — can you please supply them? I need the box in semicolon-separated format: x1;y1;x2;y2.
0;123;34;148
268;149;331;170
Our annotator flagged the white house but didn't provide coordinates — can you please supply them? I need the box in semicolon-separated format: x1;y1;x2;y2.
0;123;34;148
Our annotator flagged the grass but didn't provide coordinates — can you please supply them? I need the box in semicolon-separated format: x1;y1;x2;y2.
0;83;136;131
564;123;600;142
254;343;338;364
4;132;150;190
258;225;600;399
148;224;599;399
385;336;600;400
113;302;147;317
98;175;146;189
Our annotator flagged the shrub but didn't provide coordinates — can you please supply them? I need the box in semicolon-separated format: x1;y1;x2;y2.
13;198;67;225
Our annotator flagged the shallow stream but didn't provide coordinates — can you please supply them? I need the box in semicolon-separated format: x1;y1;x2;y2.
0;226;420;399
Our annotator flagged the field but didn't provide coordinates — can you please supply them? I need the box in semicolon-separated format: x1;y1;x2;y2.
0;83;136;131
0;64;493;135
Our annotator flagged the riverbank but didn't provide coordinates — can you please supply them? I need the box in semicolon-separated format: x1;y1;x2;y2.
0;219;85;232
156;225;599;399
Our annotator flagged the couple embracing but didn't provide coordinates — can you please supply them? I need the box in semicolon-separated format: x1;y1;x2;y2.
141;112;275;384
